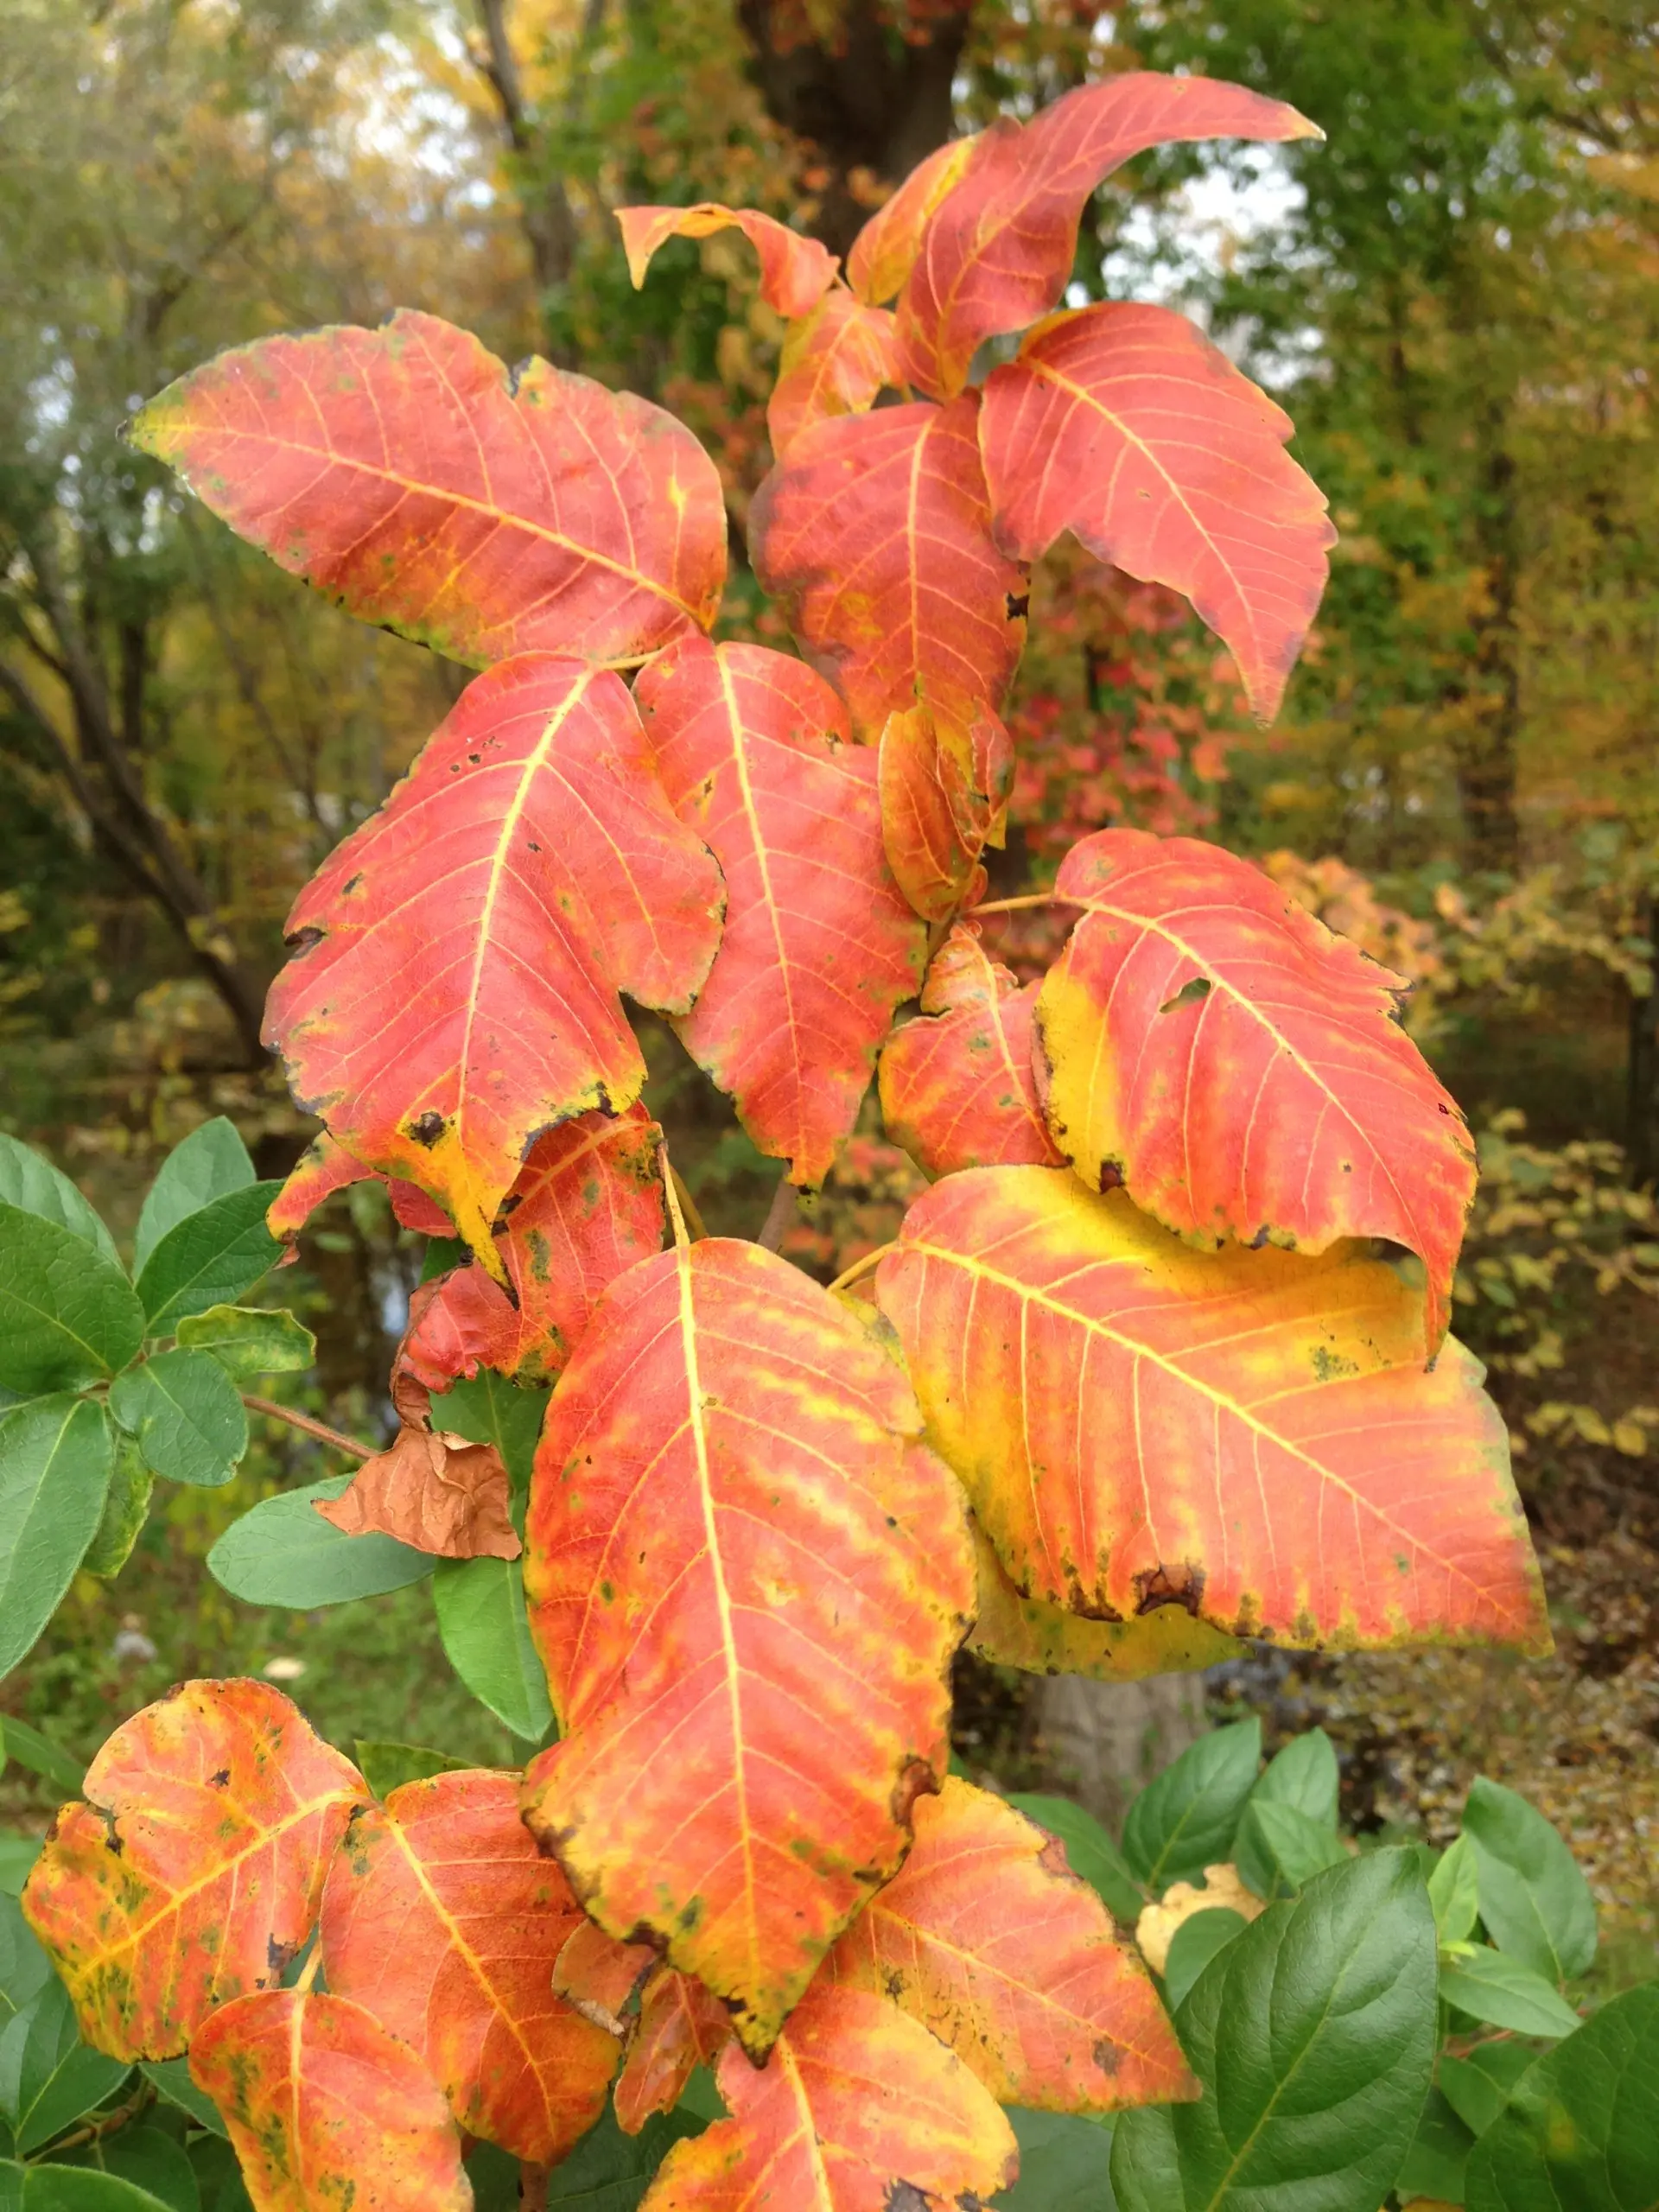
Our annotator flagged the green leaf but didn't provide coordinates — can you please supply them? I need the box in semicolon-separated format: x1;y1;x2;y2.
545;2102;703;2209
1121;1719;1261;1892
1461;1777;1597;1984
432;1555;553;1742
138;2061;227;2142
1162;1908;1248;2012
1432;1833;1481;1946
0;1208;144;1397
175;1307;314;1382
0;2161;16;2212
0;1141;119;1271
431;1373;549;1492
353;1742;469;1798
81;1441;155;1580
207;1477;433;1607
0;1721;81;1799
1007;1794;1143;1923
1251;1729;1339;1827
23;2171;175;2212
184;2140;250;2212
0;1397;115;1678
0;1842;41;1901
134;1187;283;1337
1394;2085;1474;2203
1439;2044;1539;2140
1110;1848;1438;2212
1440;1948;1584;2040
0;1981;128;2156
0;1898;50;2024
992;2108;1116;2209
56;2128;200;2212
109;1353;248;1490
133;1122;254;1277
1234;1799;1350;1901
1465;1981;1659;2212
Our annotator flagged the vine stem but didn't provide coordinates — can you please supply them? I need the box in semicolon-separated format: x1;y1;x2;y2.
756;1174;798;1252
967;892;1090;917
241;1395;374;1460
827;1243;896;1295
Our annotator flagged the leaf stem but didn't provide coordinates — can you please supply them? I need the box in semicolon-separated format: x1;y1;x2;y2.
661;1144;691;1252
293;1945;323;1995
242;1395;374;1460
35;2080;154;2158
827;1243;897;1295
967;892;1089;917
756;1174;798;1252
669;1163;709;1243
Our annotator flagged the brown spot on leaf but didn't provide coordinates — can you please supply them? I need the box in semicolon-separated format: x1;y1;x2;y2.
408;1110;448;1149
1134;1561;1206;1617
887;1755;939;1831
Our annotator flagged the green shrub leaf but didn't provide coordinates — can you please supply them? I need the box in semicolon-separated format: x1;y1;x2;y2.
109;1351;248;1488
81;1441;155;1580
1121;1718;1261;1891
22;2170;176;2212
432;1554;553;1742
353;1742;469;1798
1394;2085;1475;2202
135;1186;283;1335
133;1120;254;1276
1430;1831;1481;1945
993;2108;1116;2208
0;1396;115;1678
0;1141;119;1271
1250;1727;1339;1827
53;2127;199;2212
544;2101;703;2209
138;2059;228;2142
1007;1793;1144;1922
0;1720;81;1800
0;1980;129;2156
1439;2041;1538;2139
1440;1947;1584;2039
431;1372;550;1493
175;1306;315;1381
1161;1907;1248;2012
1461;1777;1597;1983
0;1897;51;2024
1465;1981;1659;2212
0;1208;143;1397
207;1476;432;1606
1234;1799;1350;1900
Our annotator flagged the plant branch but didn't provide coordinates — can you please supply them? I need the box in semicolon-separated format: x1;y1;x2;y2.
242;1395;375;1460
668;1164;709;1243
757;1174;798;1252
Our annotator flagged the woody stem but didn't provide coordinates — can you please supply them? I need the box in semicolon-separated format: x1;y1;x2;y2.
241;1395;374;1459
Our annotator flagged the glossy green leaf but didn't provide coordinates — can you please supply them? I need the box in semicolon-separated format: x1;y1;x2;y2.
81;1441;154;1580
134;1186;283;1336
108;1353;248;1489
183;2139;250;2212
0;1397;115;1678
1394;2085;1475;2203
1121;1719;1261;1892
1161;1908;1248;2012
1461;1777;1597;1983
57;2128;199;2212
0;1142;119;1271
0;1898;50;2024
1440;1948;1583;2039
1465;1981;1659;2212
431;1372;549;1492
138;2059;228;2141
1007;1793;1143;1922
174;1307;314;1382
0;1720;81;1799
544;2101;703;2208
1432;1833;1482;1946
0;1843;41;1901
132;1121;254;1278
0;1981;128;2155
22;2171;175;2212
351;1741;469;1798
1234;1800;1350;1901
993;2107;1116;2209
207;1476;433;1607
1439;2043;1538;2140
0;1208;143;1397
1110;1849;1438;2212
1252;1729;1339;1827
431;1554;553;1741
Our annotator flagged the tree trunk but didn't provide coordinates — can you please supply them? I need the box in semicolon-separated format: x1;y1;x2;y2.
1039;1671;1207;1832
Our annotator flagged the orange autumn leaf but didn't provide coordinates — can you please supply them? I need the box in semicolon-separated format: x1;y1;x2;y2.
896;75;1320;400
314;1416;518;1560
614;1967;733;2134
636;638;925;1187
521;1238;974;2056
264;656;722;1269
846;137;978;307
22;1681;368;2058
880;924;1061;1174
980;305;1336;721
267;1128;453;1241
750;393;1027;741
641;1983;1017;2211
319;1770;617;2164
877;1167;1548;1653
966;1520;1243;1681
767;290;898;460
617;204;838;319
1031;829;1476;1350
189;1989;469;2212
878;702;1014;924
552;1919;658;2037
130;310;725;668
824;1776;1193;2110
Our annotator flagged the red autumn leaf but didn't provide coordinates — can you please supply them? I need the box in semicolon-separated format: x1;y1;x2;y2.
967;1521;1243;1681
846;137;979;307
614;1967;732;2134
264;656;722;1267
22;1681;368;2058
400;1107;665;1389
551;1920;658;2036
980;305;1336;720
319;1770;618;2164
877;1167;1549;1653
189;1990;469;2212
617;204;838;319
878;702;1014;923
767;291;898;460
825;1776;1192;2110
880;924;1062;1174
520;1238;974;2056
1031;829;1476;1349
750;393;1027;742
641;1983;1016;2211
896;73;1321;399
635;638;925;1186
267;1129;453;1242
314;1418;519;1560
130;310;725;669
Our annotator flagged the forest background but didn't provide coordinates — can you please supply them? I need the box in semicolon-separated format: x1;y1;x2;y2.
1;0;1655;1970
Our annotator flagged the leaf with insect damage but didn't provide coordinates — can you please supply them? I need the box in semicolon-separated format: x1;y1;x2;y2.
767;292;899;461
520;1237;974;2056
617;205;837;319
880;925;1061;1175
980;306;1334;721
878;703;1013;924
635;638;925;1187
750;394;1027;742
188;1990;469;2212
319;1770;618;2164
22;1681;368;2059
264;657;722;1269
877;1167;1548;1654
130;310;725;668
1033;830;1476;1351
824;1776;1192;2112
895;74;1320;400
640;1984;1015;2211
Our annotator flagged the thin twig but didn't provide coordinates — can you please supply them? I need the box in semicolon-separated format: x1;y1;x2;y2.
827;1243;897;1295
669;1164;709;1243
756;1175;798;1252
242;1395;374;1460
39;2081;154;2157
